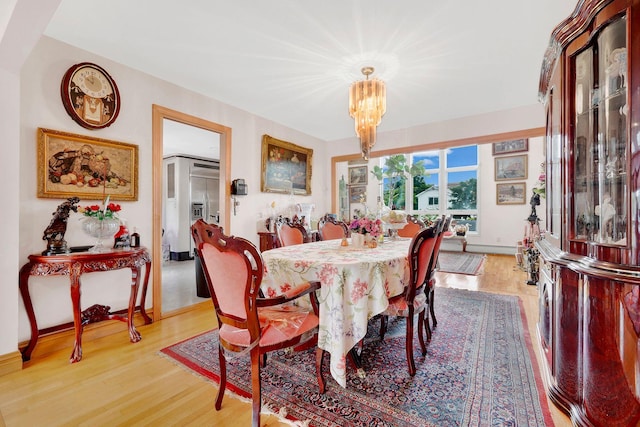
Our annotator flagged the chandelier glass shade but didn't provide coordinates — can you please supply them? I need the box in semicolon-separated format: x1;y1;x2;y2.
349;67;386;160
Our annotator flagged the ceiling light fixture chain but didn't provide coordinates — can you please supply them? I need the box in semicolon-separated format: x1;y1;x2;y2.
349;66;386;160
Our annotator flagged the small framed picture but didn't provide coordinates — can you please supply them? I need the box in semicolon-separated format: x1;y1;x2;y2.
495;154;528;181
492;139;528;156
349;166;368;185
496;182;526;205
349;186;367;203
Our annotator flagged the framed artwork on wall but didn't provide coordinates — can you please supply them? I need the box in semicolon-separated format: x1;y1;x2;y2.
495;154;528;181
349;186;367;204
348;166;368;185
261;134;313;195
492;139;528;155
496;182;526;205
37;128;138;201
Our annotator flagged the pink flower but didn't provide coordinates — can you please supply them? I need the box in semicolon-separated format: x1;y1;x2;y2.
349;216;383;238
279;283;292;294
317;264;339;286
350;278;368;303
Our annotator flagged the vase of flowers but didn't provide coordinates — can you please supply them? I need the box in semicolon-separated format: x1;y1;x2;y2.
79;198;122;252
349;215;382;248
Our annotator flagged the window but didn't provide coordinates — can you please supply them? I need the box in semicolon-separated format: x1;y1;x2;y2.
378;145;479;231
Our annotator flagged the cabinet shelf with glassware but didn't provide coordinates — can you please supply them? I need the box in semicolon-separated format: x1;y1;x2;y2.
537;1;640;426
571;15;628;250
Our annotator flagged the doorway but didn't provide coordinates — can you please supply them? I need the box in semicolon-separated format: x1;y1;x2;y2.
152;105;231;320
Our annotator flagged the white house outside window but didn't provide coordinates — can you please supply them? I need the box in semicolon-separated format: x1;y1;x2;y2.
378;145;479;231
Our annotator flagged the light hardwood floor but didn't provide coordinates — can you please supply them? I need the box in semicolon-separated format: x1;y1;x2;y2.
0;254;571;426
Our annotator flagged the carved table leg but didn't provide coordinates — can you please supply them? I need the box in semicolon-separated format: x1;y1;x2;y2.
127;266;142;343
69;262;83;363
138;260;152;324
19;263;38;361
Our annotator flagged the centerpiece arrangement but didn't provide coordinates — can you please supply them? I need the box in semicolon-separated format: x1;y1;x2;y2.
380;209;408;240
78;196;122;252
349;215;383;248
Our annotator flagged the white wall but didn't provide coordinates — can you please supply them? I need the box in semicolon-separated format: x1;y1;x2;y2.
474;136;546;252
0;0;62;358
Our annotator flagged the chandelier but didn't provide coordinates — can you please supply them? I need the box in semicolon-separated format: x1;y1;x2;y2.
349;66;386;160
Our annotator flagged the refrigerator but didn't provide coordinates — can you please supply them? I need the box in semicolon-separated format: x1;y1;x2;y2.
163;155;219;261
189;161;220;255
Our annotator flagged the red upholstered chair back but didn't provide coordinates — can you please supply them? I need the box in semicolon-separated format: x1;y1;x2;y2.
397;222;421;238
405;223;438;302
428;215;451;276
276;221;308;247
318;216;349;240
191;219;262;338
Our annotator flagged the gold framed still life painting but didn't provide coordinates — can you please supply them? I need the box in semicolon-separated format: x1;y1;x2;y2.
37;128;138;201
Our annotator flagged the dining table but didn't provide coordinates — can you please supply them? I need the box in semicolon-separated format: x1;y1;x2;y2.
261;236;412;387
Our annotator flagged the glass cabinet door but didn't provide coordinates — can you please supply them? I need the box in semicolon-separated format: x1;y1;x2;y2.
572;15;627;246
573;48;594;240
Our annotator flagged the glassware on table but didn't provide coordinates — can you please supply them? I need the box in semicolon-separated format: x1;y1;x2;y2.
384;222;406;240
82;217;120;252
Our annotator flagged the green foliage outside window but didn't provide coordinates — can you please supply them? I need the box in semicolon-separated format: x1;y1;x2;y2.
371;154;427;209
448;178;477;209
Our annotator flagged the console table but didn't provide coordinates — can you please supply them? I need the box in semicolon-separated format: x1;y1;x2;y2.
19;247;152;363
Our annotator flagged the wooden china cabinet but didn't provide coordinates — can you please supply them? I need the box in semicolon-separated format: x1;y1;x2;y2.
537;0;640;425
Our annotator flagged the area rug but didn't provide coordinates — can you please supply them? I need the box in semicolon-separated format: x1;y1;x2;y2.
160;287;553;427
437;251;486;275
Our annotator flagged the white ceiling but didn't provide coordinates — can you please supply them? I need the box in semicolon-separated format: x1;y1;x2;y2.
162;119;220;160
44;1;578;144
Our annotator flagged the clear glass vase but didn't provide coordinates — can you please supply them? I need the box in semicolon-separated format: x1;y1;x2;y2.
82;217;120;252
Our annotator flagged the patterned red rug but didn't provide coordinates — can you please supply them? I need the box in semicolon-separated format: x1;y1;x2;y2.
160;287;553;426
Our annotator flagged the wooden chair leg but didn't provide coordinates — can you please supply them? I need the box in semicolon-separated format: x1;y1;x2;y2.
430;288;438;328
424;291;432;342
405;311;416;376
417;311;427;356
380;315;388;340
215;344;226;410
424;308;432;342
250;348;262;427
260;353;267;368
316;347;326;394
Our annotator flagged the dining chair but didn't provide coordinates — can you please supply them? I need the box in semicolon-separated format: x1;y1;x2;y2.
191;219;326;427
276;219;309;247
379;223;439;376
397;214;425;238
423;215;450;341
317;214;349;241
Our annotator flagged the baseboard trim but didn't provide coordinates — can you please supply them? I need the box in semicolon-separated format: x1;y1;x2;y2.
0;351;23;377
441;242;516;255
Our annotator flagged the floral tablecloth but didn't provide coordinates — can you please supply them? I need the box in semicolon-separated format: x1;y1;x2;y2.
262;237;411;387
